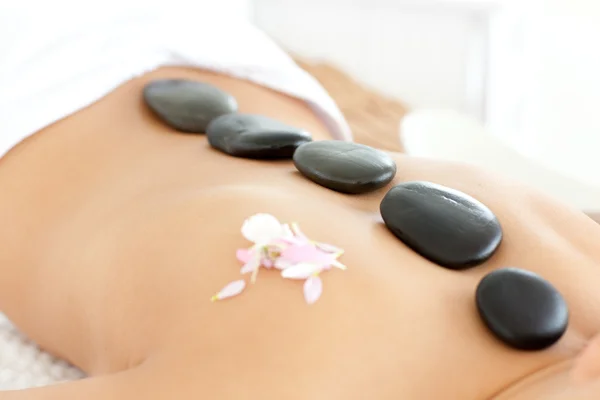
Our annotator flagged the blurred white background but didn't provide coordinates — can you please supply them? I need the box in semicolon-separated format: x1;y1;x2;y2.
15;0;599;188
234;0;600;187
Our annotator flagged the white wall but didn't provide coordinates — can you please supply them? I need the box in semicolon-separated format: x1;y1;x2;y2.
253;0;495;121
254;0;600;185
487;2;600;185
209;0;253;19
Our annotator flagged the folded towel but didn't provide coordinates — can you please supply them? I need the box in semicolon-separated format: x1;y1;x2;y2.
0;1;351;159
0;314;84;390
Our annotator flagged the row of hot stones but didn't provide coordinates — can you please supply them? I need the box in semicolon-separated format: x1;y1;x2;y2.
144;79;568;351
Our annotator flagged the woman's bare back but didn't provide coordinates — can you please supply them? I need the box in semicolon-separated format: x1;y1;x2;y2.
2;67;600;399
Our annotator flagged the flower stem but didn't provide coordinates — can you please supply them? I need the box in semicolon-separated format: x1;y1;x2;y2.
250;266;260;284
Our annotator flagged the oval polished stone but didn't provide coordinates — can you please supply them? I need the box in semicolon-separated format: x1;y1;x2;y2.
143;79;238;133
207;114;312;159
476;268;569;350
293;141;397;194
379;181;502;269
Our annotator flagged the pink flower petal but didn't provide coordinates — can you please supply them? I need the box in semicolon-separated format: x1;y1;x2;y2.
280;244;337;265
281;263;322;279
211;280;246;302
304;276;323;305
236;248;253;263
278;236;305;245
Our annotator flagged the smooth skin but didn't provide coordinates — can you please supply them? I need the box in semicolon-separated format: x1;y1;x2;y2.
1;67;600;399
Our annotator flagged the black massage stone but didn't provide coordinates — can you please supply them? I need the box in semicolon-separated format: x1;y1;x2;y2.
207;114;312;159
293;141;397;194
379;181;502;269
476;268;569;351
143;79;238;133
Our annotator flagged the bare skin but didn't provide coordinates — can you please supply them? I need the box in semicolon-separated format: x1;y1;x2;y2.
1;67;600;399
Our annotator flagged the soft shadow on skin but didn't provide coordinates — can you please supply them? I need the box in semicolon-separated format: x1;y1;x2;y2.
287;169;314;185
287;169;400;214
482;318;596;399
488;360;575;400
585;212;600;224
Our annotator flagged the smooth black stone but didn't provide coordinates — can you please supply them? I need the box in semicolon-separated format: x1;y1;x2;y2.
379;181;502;269
476;268;569;350
143;79;238;133
206;114;312;159
292;141;397;194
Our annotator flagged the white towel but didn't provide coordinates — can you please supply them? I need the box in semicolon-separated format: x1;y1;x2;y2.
0;2;351;158
0;314;84;389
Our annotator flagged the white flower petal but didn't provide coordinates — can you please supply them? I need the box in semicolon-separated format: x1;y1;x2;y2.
241;213;284;244
304;276;323;305
212;280;246;301
282;223;294;239
240;257;260;274
281;263;321;279
316;242;345;255
291;222;309;240
331;260;348;270
274;259;294;270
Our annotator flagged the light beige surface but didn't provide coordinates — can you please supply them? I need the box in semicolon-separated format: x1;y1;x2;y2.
401;109;600;216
